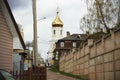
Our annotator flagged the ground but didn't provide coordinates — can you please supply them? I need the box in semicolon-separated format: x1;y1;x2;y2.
47;69;79;80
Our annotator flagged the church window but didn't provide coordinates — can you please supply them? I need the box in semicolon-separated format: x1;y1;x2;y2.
60;30;62;35
54;30;55;35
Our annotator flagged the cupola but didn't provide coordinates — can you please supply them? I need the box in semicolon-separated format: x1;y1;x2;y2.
52;9;63;27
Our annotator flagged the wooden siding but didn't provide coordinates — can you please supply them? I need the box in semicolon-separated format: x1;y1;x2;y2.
0;7;13;71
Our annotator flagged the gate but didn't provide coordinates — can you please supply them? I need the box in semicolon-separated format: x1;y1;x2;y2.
32;66;47;80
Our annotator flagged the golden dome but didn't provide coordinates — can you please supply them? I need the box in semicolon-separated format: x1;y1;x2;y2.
52;11;63;27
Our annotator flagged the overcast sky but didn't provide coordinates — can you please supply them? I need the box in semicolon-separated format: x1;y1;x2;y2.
8;0;88;60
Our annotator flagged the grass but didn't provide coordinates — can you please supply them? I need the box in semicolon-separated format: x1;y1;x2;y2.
49;66;88;80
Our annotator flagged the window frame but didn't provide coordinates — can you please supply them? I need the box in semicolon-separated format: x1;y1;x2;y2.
73;42;76;47
60;42;64;47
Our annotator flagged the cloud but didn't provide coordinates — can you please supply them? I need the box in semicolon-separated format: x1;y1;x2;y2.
7;0;31;10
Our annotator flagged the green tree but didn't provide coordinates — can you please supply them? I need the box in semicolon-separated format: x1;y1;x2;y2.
80;0;119;33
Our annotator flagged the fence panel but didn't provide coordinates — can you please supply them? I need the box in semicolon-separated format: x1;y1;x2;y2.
11;66;47;80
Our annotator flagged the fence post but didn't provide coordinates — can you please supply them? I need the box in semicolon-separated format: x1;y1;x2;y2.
45;66;47;80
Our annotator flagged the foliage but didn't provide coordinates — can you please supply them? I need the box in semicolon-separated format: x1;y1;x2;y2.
88;30;105;41
80;0;120;33
49;65;59;72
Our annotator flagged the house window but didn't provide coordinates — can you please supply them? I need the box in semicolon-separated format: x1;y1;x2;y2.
60;42;64;47
73;42;76;47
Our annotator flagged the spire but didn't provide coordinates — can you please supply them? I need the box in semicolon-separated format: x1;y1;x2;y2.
52;8;63;27
56;7;59;15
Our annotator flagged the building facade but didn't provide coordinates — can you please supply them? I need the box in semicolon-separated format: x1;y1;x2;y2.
0;0;26;71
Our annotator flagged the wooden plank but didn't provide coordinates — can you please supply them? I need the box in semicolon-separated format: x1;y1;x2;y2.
0;42;13;48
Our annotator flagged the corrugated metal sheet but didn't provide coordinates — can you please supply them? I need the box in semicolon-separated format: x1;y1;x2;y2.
0;7;13;71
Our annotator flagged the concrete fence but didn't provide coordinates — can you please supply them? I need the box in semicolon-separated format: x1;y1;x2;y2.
59;27;120;80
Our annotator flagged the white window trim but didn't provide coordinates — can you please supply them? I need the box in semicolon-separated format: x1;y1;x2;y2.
73;42;76;47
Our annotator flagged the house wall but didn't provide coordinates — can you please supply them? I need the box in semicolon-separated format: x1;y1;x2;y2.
13;53;21;71
13;37;23;49
0;6;13;71
59;28;120;80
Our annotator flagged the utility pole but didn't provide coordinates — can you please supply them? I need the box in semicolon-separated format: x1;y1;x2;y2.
32;0;38;66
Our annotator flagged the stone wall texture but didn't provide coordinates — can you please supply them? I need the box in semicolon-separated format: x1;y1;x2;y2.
59;28;120;80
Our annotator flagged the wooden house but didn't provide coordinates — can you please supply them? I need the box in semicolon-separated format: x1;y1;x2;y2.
53;32;88;67
55;32;88;52
0;0;26;71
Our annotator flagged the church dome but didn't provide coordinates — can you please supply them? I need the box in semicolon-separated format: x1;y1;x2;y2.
52;11;63;27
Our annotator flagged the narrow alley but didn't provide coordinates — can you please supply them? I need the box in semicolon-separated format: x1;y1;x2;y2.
0;0;120;80
47;69;79;80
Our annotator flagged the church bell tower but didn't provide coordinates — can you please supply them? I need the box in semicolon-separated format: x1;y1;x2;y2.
52;8;63;39
48;8;63;65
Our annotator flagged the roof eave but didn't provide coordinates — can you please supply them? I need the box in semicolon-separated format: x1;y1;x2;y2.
4;0;26;50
